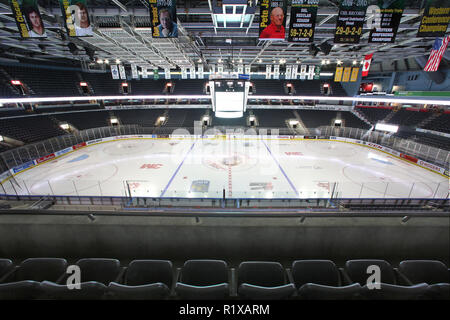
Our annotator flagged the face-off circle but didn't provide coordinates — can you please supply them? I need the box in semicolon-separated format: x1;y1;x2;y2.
202;152;258;171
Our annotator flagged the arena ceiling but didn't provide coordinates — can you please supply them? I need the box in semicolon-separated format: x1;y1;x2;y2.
0;0;448;73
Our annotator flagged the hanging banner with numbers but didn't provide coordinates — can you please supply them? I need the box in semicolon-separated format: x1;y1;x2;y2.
238;65;244;74
288;0;319;43
300;64;307;80
131;64;138;79
285;65;292;79
181;67;187;79
259;0;287;40
342;67;352;82
334;0;368;44
189;67;196;79
368;0;404;43
149;0;178;38
218;65;223;75
350;67;359;82
10;0;47;38
119;65;126;79
292;65;298;79
265;65;272;79
417;0;450;37
164;68;171;79
59;0;93;37
142;68;148;79
334;67;343;82
307;65;315;80
198;65;204;79
244;65;251;75
153;69;159;80
273;65;280;79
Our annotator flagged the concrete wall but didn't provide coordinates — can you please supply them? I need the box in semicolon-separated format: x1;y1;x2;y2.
0;213;448;265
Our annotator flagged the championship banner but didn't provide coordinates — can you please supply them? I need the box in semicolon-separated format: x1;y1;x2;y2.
417;0;450;37
292;64;298;79
142;68;148;79
273;65;280;79
218;65;223;75
110;65;119;80
342;67;352;82
10;0;47;38
237;65;244;74
334;0;367;44
350;67;359;82
300;64;307;80
265;64;272;79
314;65;321;79
118;65;126;79
334;67;343;82
307;65;315;80
149;0;178;38
288;0;319;43
59;0;93;37
131;64;138;79
189;67;195;79
368;0;404;43
259;0;287;40
245;65;251;75
153;69;159;80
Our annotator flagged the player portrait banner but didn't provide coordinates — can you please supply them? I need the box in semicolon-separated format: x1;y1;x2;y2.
59;0;93;37
259;0;287;40
244;65;251;75
417;0;450;37
189;67;195;79
10;0;47;38
334;66;343;82
149;0;178;38
288;0;319;43
334;0;368;44
350;67;359;82
342;67;352;82
273;65;280;79
285;65;292;79
368;0;404;43
118;65;126;79
110;65;119;80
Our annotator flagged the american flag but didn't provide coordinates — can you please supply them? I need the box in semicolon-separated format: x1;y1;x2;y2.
424;36;450;72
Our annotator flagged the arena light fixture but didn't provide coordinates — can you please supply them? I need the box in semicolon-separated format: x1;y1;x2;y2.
321;60;326;65
334;119;342;124
0;135;3;142
122;83;128;87
353;60;357;65
97;59;103;64
158;116;166;122
289;120;299;126
116;59;121;64
202;116;210;121
375;123;398;133
110;117;119;124
59;123;69;130
79;82;88;87
249;115;256;121
104;59;109;64
2;95;450;106
11;80;22;85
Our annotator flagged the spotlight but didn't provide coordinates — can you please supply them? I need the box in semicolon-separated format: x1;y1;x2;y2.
353;60;357;65
104;59;109;64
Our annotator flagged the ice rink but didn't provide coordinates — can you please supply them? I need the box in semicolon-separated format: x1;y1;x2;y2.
3;138;448;199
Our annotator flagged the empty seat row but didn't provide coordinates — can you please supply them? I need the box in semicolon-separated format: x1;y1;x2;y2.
0;258;448;300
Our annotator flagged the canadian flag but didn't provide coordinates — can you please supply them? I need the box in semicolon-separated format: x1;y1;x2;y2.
362;53;373;77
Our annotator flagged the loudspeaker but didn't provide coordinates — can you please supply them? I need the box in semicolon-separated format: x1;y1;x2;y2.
319;41;332;55
68;42;79;55
309;43;319;57
84;47;95;61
